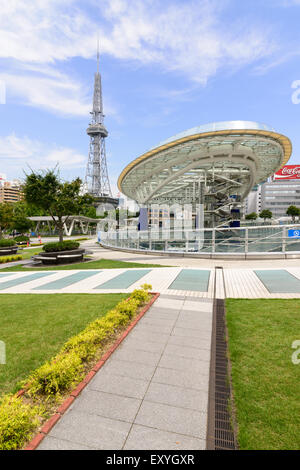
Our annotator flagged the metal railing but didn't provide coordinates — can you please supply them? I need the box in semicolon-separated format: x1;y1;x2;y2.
100;224;300;254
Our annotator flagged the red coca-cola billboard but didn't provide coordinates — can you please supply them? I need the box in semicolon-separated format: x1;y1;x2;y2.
274;165;300;180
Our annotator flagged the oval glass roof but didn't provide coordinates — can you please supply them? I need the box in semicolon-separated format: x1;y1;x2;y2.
150;121;275;150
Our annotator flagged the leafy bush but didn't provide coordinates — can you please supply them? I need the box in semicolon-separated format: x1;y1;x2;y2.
27;351;84;399
0;255;22;264
0;395;44;450
116;298;140;318
43;240;80;253
14;235;30;243
0;239;16;247
131;289;150;304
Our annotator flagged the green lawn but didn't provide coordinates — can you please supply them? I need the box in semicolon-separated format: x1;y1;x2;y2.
0;293;127;395
226;299;300;450
18;247;43;260
0;257;167;271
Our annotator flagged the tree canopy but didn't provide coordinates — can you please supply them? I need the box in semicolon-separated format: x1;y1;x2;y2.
0;203;13;238
245;212;258;221
23;170;94;242
259;209;273;221
286;205;300;222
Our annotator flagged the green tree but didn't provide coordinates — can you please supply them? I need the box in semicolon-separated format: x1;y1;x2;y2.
286;205;300;223
245;212;258;221
23;170;94;243
80;205;97;219
0;203;13;238
259;209;273;222
11;215;32;235
13;201;46;217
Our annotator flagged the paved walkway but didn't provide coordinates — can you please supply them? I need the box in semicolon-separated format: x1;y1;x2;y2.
38;295;213;450
1;267;300;298
89;242;300;269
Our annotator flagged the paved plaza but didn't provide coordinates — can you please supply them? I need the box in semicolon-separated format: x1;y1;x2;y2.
1;243;299;450
38;295;212;450
1;266;300;298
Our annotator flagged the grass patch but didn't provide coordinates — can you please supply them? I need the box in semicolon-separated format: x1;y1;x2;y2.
0;286;152;450
19;247;43;260
0;257;167;271
226;299;300;450
0;293;127;396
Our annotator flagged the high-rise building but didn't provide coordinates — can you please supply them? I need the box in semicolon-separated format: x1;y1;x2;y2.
0;179;23;203
260;165;300;219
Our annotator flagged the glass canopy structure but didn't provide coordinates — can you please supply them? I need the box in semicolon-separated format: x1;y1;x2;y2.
118;121;292;227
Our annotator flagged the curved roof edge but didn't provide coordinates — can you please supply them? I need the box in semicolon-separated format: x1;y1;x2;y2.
150;121;275;150
118;122;292;193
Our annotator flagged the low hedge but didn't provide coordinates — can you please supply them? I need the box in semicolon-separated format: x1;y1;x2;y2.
0;239;16;248
0;255;22;264
14;236;30;243
0;284;152;450
0;396;45;451
43;240;80;253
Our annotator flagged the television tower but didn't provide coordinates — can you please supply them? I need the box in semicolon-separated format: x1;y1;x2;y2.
85;41;118;209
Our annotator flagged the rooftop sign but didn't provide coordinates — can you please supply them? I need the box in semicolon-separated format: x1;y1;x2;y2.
274;165;300;180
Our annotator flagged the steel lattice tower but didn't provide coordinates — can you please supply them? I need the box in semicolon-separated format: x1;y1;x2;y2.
85;45;112;199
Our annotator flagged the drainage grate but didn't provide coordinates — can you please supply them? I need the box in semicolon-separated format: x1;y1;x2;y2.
214;298;236;449
207;267;237;450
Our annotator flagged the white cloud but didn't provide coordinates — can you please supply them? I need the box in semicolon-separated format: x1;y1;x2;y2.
1;71;90;116
0;0;278;116
0;134;86;179
99;0;275;84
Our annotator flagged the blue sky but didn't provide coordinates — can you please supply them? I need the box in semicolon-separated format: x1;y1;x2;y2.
1;0;300;195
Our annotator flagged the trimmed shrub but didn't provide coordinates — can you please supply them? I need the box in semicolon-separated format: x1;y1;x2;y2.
0;395;44;450
131;289;150;305
116;298;140;319
27;351;84;399
43;240;80;253
14;236;30;243
0;239;16;247
0;255;22;264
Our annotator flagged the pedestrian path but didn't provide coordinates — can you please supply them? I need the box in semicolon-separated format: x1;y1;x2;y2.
1;267;300;297
38;295;213;450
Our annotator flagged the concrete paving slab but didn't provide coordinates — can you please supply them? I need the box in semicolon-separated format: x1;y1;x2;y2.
145;382;208;412
133;323;174;335
174;320;212;331
153;367;209;391
89;372;149;399
128;330;170;345
70;389;141;423
172;326;212;339
167;335;211;350
111;347;161;366
183;300;213;312
101;359;156;381
38;436;94;450
120;337;166;354
135;401;207;439
163;344;211;362
138;316;176;328
123;424;206;450
154;298;185;309
48;409;131;449
159;354;210;375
